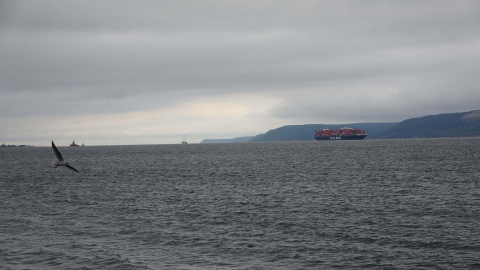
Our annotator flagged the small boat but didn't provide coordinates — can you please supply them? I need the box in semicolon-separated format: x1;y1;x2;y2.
70;140;79;146
81;143;85;146
182;134;188;144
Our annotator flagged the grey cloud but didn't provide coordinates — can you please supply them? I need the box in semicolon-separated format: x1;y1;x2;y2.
1;0;479;124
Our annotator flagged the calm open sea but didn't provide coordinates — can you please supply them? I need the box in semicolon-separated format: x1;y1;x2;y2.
1;138;480;269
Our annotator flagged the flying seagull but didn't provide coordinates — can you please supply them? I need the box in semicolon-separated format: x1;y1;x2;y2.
52;140;79;172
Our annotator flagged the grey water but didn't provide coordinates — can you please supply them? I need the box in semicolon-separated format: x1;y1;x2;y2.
1;138;480;269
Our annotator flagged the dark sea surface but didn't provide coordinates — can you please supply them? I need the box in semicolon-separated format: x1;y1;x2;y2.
1;138;480;269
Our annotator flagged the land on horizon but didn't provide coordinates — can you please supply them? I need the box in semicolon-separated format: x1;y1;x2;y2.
200;110;480;143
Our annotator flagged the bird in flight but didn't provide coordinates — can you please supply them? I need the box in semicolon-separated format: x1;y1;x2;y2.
52;140;79;172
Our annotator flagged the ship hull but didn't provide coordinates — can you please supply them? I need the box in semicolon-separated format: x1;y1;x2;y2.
315;135;367;140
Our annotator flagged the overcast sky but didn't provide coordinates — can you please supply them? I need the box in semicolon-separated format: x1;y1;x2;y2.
1;0;479;145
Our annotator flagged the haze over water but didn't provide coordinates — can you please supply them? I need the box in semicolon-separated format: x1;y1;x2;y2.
1;138;480;269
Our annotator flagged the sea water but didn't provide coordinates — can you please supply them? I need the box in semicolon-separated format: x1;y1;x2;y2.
1;138;480;269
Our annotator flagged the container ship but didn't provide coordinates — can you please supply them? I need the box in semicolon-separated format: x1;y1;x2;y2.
315;127;367;140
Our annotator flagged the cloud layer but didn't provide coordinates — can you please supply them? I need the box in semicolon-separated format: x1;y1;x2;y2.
1;1;479;145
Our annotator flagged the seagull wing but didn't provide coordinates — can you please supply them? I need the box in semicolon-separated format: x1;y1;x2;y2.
52;141;64;161
66;164;79;172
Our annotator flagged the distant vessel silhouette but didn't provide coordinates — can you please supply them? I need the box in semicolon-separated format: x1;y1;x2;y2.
182;134;188;144
70;140;79;146
315;127;367;140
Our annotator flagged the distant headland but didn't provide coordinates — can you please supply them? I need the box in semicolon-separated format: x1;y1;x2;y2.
200;110;480;143
1;144;34;147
